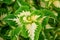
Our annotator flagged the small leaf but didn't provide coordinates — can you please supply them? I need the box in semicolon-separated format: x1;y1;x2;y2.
10;27;21;40
15;6;30;15
40;9;56;18
34;22;42;40
42;17;49;27
20;25;28;38
3;14;18;27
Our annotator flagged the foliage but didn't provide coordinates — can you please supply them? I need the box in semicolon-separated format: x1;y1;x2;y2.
0;0;60;40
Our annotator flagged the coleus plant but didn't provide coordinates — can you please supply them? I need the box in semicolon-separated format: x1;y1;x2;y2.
0;0;60;40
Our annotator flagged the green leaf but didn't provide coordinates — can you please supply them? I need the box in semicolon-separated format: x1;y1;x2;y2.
15;6;30;15
17;0;29;6
20;25;28;38
3;14;16;19
13;1;19;10
3;14;18;27
40;9;56;18
42;17;49;27
34;23;42;40
38;31;44;40
2;0;15;5
11;36;17;40
10;27;21;40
